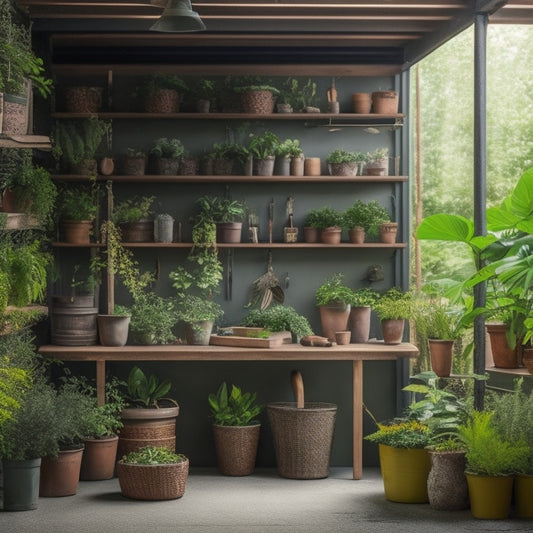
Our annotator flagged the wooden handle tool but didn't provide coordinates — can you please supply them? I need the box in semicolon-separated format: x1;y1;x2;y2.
291;370;304;409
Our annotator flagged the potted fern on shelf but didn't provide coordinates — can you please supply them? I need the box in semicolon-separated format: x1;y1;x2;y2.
208;382;263;476
373;287;413;344
315;273;353;341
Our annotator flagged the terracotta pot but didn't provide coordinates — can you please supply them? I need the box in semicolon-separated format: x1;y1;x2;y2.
381;318;405;344
144;88;179;113
97;314;130;346
216;222;242;243
118;405;179;458
466;473;513;519
380;222;398;244
427;449;469;510
352;92;372;114
119;220;153;242
378;444;430;503
320;226;342;244
62;220;93;244
335;331;351;345
366;158;389;176
318;303;351;342
99;157;115;176
523;348;533;375
328;162;358;176
1;188;32;213
304;157;321;176
80;435;119;481
303;226;319;243
372;91;399;114
486;322;519;368
213;424;261;476
349;306;371;343
40;447;84;497
428;339;454;377
184;320;214;345
348;227;365;244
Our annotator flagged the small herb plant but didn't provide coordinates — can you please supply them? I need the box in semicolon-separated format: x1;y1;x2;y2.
125;366;173;408
195;195;246;223
315;273;354;307
150;138;185;159
247;130;281;160
373;287;413;320
326;149;362;164
208;382;262;426
277;138;303;159
113;195;155;224
58;184;99;221
351;287;380;307
412;296;464;341
304;207;342;229
365;419;432;449
120;446;186;465
128;292;177;345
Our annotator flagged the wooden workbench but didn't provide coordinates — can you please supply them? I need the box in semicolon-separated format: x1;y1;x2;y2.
38;342;418;479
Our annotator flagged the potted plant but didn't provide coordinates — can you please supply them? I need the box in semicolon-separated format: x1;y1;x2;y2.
57;184;99;244
276;138;302;175
457;409;528;519
112;194;155;242
128;292;178;345
52;118;110;175
365;147;389;176
1;151;57;226
235;83;280;114
193;78;215;112
304;206;342;244
325;149;361;176
150;137;185;175
342;199;385;244
118;366;180;459
315;273;353;341
373;287;412;344
348;287;379;343
117;446;189;500
276;77;300;113
242;304;314;342
208;381;263;476
248;130;281;176
0;0;52;134
170;212;224;344
364;414;432;503
140;74;188;113
194;195;246;243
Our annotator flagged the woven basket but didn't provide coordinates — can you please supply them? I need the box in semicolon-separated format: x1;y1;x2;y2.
267;402;337;479
117;458;189;500
119;421;176;440
117;436;176;459
213;424;260;476
241;90;275;114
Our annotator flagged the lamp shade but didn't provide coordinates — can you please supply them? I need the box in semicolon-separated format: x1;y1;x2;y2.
150;0;206;32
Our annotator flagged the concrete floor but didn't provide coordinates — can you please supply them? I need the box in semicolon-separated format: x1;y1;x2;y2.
1;467;532;533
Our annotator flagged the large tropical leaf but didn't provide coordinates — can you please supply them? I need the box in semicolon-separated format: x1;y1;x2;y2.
416;214;474;243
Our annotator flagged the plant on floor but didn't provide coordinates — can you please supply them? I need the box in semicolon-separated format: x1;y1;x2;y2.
208;382;262;426
120;445;187;465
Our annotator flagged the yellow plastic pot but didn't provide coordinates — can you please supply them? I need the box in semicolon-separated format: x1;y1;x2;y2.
466;473;513;519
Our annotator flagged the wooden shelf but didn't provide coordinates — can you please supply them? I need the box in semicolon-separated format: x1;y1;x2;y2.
1;213;42;230
51;241;406;249
51;112;404;122
0;135;51;150
52;174;408;183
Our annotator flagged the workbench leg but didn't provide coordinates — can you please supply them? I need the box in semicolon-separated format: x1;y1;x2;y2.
96;360;106;406
352;360;363;479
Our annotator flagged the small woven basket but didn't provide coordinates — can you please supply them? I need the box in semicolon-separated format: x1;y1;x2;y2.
267;401;337;479
213;424;260;476
117;458;189;500
241;90;275;114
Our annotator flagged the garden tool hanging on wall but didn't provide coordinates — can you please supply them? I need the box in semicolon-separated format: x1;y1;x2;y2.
283;196;299;243
246;250;285;310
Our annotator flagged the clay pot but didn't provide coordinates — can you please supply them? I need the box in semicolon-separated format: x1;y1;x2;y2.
381;318;405;344
97;314;130;346
349;306;371;343
319;303;351;342
486;322;520;368
80;436;119;481
304;157;321;176
119;220;153;242
39;447;84;497
216;222;242;243
303;227;319;243
290;156;305;176
372;91;399;114
62;220;93;244
321;226;342;244
380;222;398;244
348;227;365;244
428;339;454;377
335;331;351;345
352;92;372;114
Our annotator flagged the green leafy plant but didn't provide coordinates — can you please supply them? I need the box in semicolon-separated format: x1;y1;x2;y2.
247;130;281;160
128;292;177;345
277;138;303;158
365;419;432;449
194;195;246;224
326;149;362;164
373;287;413;320
58;184;99;221
304;206;342;229
150;138;185;159
366;147;389;164
208;142;248;164
350;287;380;307
174;294;223;323
208;382;262;426
412;295;465;341
242;304;314;339
142;74;188;94
342;200;383;233
120;445;187;465
125;366;173;408
315;273;354;306
457;410;529;476
113;195;155;224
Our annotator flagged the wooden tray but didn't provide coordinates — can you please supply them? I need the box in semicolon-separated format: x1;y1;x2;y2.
210;328;292;348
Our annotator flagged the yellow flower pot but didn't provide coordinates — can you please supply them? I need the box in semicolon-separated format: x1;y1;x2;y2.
466;473;513;519
378;444;430;503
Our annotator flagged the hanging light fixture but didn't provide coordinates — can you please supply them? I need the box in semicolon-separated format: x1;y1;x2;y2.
150;0;206;32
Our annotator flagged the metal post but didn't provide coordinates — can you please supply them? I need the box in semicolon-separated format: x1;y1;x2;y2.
473;13;487;410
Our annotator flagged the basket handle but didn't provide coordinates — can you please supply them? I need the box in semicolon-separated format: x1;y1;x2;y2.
291;370;304;409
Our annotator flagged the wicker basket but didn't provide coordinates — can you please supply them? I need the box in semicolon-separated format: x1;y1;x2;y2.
117;458;189;500
213;424;261;476
241;90;275;114
267;401;337;479
117;436;176;459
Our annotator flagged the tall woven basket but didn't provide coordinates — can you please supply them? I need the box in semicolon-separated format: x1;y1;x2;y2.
267;371;337;479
